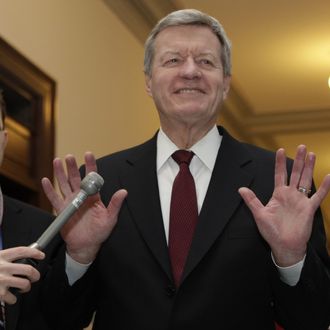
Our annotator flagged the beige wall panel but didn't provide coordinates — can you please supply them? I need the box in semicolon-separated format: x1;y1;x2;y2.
0;0;159;166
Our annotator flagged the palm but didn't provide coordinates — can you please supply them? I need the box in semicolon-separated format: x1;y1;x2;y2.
254;186;314;251
42;152;127;263
239;146;330;266
60;197;114;251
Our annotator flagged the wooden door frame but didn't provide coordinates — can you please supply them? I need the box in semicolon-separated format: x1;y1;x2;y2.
0;36;56;211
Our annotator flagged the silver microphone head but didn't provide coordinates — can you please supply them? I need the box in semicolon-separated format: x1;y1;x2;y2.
80;171;104;196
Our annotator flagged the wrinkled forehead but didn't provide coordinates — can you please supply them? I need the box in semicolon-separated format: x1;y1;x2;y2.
154;25;222;56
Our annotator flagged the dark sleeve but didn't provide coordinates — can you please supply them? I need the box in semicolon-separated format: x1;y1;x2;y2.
40;164;107;329
273;205;330;330
40;245;97;330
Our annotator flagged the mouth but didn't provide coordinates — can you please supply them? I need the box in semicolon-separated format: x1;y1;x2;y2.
174;88;205;94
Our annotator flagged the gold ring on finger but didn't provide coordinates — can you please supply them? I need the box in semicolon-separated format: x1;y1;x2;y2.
297;186;311;197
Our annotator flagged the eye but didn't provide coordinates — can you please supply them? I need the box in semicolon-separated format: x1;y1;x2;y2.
163;58;181;67
198;59;214;67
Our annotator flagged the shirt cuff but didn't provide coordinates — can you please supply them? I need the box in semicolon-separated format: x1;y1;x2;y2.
271;253;306;286
65;252;92;285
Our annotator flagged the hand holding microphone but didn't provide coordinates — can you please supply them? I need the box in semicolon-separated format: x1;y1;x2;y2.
11;151;127;298
11;172;104;295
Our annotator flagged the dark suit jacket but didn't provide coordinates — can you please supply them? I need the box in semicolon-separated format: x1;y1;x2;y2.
2;195;56;330
42;127;330;330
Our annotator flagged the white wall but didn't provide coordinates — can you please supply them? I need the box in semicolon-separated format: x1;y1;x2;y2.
0;0;159;165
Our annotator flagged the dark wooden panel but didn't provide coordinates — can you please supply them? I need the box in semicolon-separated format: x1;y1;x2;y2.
0;36;56;211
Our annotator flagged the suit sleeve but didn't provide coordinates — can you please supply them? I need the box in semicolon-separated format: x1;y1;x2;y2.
40;245;97;330
273;206;330;330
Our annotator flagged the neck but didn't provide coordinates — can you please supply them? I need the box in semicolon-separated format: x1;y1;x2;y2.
161;121;215;149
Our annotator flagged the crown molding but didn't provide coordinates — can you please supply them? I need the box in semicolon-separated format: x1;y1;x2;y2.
103;0;179;44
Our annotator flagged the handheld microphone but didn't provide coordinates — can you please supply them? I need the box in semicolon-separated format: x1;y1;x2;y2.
11;171;104;295
29;171;104;251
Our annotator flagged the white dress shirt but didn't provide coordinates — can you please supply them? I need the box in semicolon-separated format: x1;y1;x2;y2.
157;125;221;242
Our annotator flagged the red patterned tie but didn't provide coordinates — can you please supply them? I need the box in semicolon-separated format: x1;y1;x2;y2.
169;150;198;287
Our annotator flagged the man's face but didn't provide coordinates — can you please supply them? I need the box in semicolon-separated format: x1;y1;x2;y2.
145;25;230;128
0;112;8;166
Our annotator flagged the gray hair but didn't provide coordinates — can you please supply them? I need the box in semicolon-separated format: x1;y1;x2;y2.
144;9;232;77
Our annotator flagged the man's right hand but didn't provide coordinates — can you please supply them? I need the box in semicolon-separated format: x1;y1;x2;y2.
0;246;44;304
41;151;127;264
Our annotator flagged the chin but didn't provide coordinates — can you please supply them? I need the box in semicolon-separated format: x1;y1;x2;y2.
174;110;208;124
179;106;208;117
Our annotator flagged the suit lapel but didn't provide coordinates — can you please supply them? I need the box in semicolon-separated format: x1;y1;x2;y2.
182;127;255;282
2;196;32;249
116;128;257;284
120;136;173;280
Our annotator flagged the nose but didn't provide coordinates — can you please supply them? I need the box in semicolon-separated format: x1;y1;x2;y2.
179;58;201;80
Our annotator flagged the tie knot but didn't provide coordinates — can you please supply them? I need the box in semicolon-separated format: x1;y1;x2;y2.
172;150;194;165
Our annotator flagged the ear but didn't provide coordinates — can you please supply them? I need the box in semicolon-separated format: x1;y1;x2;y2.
222;75;231;100
144;74;153;97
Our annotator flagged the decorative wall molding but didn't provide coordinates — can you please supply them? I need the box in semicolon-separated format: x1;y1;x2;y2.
103;0;179;44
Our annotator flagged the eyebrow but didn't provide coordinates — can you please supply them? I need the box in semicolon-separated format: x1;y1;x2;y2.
159;51;181;58
159;50;218;59
197;52;217;57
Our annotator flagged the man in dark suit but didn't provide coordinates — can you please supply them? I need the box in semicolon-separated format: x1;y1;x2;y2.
0;91;56;330
41;9;330;330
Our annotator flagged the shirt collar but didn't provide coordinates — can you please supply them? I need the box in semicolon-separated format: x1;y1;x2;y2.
157;125;222;171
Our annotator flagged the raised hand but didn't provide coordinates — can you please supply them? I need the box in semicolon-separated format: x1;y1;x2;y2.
0;247;44;304
41;152;127;264
239;145;330;266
